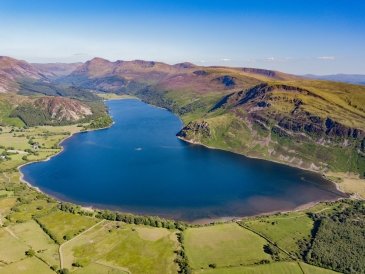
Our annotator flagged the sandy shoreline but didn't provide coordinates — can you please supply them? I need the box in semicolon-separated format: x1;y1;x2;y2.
15;99;353;225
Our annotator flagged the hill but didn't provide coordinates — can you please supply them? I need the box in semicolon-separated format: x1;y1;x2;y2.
0;57;108;127
62;57;365;178
304;74;365;86
32;62;82;77
0;56;46;93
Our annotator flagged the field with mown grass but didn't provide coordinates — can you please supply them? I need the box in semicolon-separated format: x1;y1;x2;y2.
36;211;99;244
61;221;178;274
184;223;273;270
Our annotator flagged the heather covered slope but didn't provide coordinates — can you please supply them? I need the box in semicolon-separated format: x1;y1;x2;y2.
0;56;46;93
62;57;365;178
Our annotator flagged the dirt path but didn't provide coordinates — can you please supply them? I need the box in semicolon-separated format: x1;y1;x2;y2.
59;220;106;269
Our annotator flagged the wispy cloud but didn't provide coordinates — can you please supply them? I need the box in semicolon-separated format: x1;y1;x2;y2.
221;58;231;61
317;56;335;60
264;57;275;61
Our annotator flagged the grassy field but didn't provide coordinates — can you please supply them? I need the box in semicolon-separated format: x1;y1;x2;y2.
0;257;54;274
194;261;338;274
184;223;272;270
242;212;314;256
62;221;178;274
0;227;28;264
0;97;25;127
241;203;337;257
74;262;129;274
0;125;82;172
96;93;138;100
36;210;99;244
10;220;60;266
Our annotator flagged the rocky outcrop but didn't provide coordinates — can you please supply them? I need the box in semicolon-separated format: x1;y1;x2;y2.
177;121;211;140
34;97;92;121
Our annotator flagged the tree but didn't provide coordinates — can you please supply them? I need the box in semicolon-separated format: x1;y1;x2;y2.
25;249;35;257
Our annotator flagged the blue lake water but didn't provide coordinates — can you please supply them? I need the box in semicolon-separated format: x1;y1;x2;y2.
21;99;344;222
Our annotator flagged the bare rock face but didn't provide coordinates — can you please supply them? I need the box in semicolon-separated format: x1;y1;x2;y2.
177;121;211;139
34;97;92;121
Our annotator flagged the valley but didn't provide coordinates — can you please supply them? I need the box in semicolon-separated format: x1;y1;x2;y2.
0;56;364;274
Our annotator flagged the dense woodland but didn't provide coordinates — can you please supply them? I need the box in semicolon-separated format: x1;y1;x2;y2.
303;200;365;273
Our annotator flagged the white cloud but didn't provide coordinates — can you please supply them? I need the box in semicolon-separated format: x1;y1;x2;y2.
264;57;275;61
221;58;231;61
317;56;335;60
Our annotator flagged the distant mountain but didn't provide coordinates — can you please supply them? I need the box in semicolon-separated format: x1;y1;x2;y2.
304;74;365;85
65;57;299;95
32;62;82;77
0;56;104;126
1;55;365;176
0;56;46;93
63;57;365;175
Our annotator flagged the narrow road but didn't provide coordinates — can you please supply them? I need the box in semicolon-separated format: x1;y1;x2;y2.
59;220;105;269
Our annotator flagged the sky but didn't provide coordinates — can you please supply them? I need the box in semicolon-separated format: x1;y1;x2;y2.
0;0;364;75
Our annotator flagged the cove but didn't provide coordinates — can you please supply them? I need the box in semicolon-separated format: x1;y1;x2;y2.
21;99;344;222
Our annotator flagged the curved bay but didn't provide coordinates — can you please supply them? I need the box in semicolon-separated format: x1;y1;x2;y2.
21;99;344;222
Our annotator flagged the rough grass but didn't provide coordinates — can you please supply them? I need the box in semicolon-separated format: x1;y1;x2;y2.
10;220;60;266
0;124;82;172
194;261;338;274
8;199;56;223
62;221;178;274
0;257;54;274
242;212;314;256
0;99;25;127
0;228;28;264
0;197;17;214
36;210;98;243
326;171;365;198
74;262;129;274
300;262;340;273
184;223;272;269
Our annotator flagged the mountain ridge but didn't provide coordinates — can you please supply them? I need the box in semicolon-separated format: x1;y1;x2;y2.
1;55;364;176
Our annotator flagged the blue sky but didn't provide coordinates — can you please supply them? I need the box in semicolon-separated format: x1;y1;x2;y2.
0;0;364;74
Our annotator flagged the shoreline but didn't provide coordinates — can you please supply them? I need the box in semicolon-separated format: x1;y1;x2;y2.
15;99;354;225
177;136;351;197
17;113;116;197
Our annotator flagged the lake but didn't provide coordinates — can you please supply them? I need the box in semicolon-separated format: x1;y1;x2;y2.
21;99;344;222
